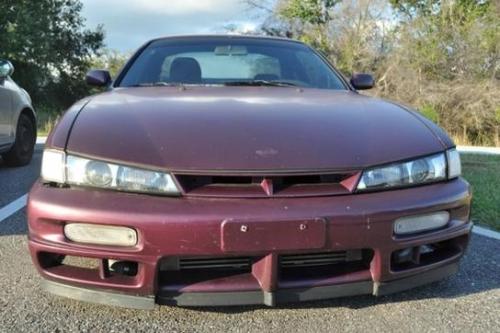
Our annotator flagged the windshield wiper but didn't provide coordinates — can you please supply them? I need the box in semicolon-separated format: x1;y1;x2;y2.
128;82;182;87
224;80;297;87
129;81;298;88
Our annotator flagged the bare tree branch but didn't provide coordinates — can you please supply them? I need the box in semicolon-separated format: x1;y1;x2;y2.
242;0;275;14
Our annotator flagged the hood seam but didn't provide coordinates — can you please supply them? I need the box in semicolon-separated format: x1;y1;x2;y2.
383;100;448;149
64;98;93;151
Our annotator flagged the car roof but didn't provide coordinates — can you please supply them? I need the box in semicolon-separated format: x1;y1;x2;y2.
147;34;305;46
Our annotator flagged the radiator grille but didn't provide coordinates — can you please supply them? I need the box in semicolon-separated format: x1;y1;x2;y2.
179;257;252;270
161;250;364;272
280;250;362;268
174;172;361;198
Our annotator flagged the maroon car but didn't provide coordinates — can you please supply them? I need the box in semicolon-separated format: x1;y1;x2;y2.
28;35;471;309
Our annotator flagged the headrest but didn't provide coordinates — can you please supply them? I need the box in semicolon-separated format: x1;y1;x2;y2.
170;57;202;84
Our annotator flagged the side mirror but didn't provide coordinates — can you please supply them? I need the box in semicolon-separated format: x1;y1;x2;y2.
86;69;112;87
350;73;374;90
0;60;14;78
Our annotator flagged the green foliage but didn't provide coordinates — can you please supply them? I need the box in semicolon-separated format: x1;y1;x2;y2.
36;106;61;136
274;0;390;73
277;0;341;54
420;105;439;123
389;0;441;18
90;49;129;78
279;0;340;25
392;0;498;80
461;153;500;231
0;0;104;110
390;0;490;19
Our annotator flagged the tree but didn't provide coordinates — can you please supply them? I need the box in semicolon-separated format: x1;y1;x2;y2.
278;0;341;53
0;0;105;109
389;0;498;80
247;0;393;74
279;0;339;26
89;49;129;79
389;0;441;18
247;0;500;145
385;0;500;144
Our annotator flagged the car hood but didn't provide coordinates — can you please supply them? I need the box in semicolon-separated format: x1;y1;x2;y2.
66;87;446;171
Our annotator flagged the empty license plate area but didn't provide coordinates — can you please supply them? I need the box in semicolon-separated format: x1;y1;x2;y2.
221;218;326;252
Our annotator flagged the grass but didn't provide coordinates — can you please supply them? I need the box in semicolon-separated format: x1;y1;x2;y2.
461;154;500;231
36;107;61;136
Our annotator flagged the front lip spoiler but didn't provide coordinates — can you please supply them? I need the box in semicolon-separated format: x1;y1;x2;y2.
42;263;458;309
41;279;156;310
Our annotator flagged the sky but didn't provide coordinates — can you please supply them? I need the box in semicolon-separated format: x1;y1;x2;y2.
81;0;268;52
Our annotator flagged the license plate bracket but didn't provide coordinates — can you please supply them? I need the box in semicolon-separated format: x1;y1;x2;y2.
221;218;326;252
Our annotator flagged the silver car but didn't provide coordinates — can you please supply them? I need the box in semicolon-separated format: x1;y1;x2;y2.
0;60;36;166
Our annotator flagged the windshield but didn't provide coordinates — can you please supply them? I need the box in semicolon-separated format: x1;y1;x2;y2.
117;38;347;90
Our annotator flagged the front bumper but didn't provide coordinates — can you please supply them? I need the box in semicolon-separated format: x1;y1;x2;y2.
41;263;459;310
28;178;472;308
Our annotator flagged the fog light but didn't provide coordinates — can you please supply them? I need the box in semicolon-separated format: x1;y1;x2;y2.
393;247;414;264
394;211;449;235
110;260;138;276
64;223;137;247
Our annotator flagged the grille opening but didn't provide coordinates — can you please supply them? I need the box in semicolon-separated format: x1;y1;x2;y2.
108;260;138;277
158;252;375;293
158;256;254;289
279;174;346;186
391;236;466;272
177;175;256;191
279;250;373;283
178;256;252;270
38;252;66;269
212;176;254;185
176;172;358;197
272;174;345;192
38;252;101;270
38;252;138;278
62;255;100;269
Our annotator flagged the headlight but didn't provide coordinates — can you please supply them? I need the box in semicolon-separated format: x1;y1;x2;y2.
41;150;180;195
357;152;447;191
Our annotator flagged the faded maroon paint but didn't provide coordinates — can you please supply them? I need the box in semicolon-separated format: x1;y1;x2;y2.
28;178;471;296
252;254;278;292
45;98;90;149
59;87;450;172
221;218;327;252
30;35;470;305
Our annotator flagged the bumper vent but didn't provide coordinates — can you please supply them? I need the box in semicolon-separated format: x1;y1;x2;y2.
157;250;373;294
280;250;362;268
178;257;252;270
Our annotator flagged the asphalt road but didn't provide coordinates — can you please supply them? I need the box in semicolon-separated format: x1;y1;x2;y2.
0;145;499;332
